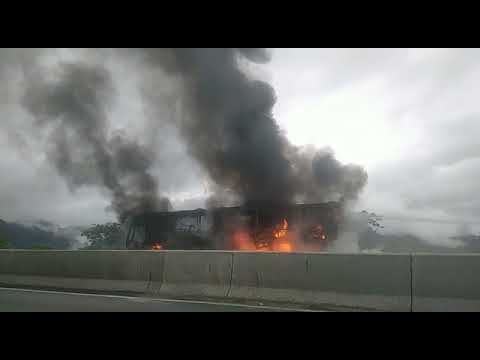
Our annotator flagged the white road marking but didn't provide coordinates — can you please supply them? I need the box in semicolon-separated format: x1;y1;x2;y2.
0;287;320;312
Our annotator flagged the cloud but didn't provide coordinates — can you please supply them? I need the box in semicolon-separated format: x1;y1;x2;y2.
2;47;480;237
270;48;480;241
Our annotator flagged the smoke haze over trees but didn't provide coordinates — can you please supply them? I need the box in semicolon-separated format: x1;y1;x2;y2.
0;218;78;249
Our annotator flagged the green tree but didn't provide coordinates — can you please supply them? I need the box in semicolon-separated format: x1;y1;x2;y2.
0;234;10;249
81;223;124;249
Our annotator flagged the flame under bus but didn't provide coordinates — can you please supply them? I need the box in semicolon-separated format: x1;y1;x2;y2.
124;203;342;252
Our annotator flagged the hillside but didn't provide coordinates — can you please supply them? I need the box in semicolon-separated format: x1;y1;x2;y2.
0;219;81;249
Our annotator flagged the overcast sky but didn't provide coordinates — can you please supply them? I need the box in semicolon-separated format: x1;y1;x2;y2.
1;48;480;239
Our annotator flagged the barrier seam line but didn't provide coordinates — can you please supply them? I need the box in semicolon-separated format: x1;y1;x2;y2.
159;253;166;293
410;254;413;313
147;270;152;293
226;253;234;298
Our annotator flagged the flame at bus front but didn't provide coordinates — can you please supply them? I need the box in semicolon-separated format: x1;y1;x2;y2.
274;219;289;239
271;219;292;252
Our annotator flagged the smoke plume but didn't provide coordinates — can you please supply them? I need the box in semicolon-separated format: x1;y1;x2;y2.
129;48;368;207
10;48;366;224
21;62;169;222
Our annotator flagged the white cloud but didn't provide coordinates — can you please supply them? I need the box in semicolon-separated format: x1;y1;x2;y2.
271;48;480;235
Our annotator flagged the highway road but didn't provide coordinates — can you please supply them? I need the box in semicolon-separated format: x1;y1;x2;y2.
0;288;309;312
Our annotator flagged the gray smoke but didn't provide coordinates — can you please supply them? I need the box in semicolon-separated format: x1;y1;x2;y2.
8;48;367;225
129;48;368;207
288;146;368;204
21;62;169;222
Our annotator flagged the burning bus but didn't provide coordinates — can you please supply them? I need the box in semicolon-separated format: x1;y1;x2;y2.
124;202;343;252
124;209;211;250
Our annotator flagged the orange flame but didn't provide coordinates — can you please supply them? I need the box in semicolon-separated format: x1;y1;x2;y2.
151;243;163;250
274;219;289;239
232;230;256;250
272;241;293;252
230;218;293;252
271;219;292;252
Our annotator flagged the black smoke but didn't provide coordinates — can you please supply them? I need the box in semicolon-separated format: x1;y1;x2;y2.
21;62;169;222
288;146;368;204
10;48;367;225
129;48;368;207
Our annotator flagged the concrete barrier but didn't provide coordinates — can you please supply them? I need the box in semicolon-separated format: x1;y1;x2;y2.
228;252;310;304
306;253;411;311
15;250;480;311
0;250;157;294
6;250;480;311
229;252;412;311
412;254;480;312
151;251;233;298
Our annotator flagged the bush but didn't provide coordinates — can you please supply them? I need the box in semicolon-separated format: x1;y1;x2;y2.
0;235;10;249
81;223;124;249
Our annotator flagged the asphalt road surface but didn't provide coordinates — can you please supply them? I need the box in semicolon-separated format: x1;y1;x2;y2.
0;288;308;312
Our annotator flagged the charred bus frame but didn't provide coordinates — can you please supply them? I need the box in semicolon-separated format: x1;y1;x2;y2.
125;202;342;250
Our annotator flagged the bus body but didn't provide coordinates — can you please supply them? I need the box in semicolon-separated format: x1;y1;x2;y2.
124;202;342;251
